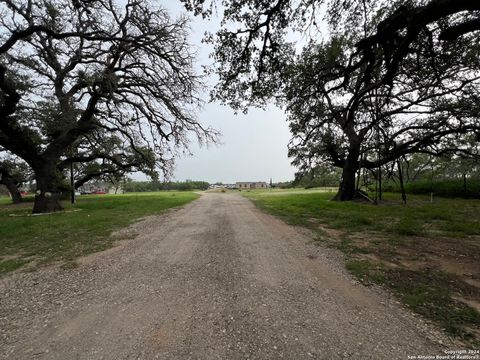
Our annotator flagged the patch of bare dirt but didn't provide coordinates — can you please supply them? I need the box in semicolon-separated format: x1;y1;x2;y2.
311;219;480;320
316;223;343;239
397;258;430;271
453;296;480;313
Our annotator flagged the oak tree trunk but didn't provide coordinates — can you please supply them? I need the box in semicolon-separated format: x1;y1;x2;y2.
32;164;64;214
334;145;360;201
3;176;22;204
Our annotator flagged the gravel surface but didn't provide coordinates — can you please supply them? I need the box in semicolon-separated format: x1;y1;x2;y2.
0;193;455;359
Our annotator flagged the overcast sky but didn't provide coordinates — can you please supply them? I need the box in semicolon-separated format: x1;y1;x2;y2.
144;1;297;184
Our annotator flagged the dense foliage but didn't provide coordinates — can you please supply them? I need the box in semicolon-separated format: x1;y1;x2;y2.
384;179;480;199
0;0;217;212
182;0;480;201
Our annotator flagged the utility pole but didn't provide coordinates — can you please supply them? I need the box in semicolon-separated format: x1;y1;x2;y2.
397;160;407;204
70;162;75;204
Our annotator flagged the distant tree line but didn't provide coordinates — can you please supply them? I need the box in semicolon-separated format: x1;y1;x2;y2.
292;166;341;189
291;155;480;198
124;180;209;192
383;154;480;199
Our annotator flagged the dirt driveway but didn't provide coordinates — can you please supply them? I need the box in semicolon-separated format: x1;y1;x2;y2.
0;193;454;359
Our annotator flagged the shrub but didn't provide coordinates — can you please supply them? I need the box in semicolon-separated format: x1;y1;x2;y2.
387;178;480;199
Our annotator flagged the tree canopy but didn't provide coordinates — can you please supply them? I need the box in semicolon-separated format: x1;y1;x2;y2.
0;0;218;212
182;0;480;200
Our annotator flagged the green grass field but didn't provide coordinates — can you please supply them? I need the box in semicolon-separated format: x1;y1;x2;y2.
243;188;480;344
0;192;199;274
243;189;480;236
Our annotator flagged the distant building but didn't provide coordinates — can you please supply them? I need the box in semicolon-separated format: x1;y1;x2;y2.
208;183;237;190
236;181;268;189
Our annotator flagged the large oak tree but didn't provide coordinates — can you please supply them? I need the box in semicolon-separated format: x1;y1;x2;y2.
286;35;480;200
182;0;480;200
0;0;217;213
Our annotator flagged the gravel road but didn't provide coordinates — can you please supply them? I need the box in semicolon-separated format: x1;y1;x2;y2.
1;193;453;359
